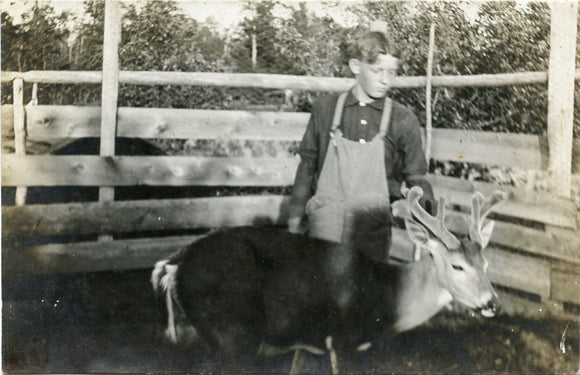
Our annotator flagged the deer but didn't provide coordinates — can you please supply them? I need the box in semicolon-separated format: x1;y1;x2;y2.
151;186;506;373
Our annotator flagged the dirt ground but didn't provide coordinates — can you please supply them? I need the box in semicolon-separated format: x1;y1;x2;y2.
3;269;579;374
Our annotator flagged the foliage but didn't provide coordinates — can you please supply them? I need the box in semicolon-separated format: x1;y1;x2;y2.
1;5;72;103
351;1;559;135
1;0;579;136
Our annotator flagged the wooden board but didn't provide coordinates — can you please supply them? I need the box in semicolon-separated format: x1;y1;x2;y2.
4;154;575;229
431;128;544;170
551;265;580;304
3;226;553;299
445;211;580;265
2;155;300;187
2;195;290;237
495;289;571;319
485;245;551;298
9;104;580;171
24;105;310;141
430;176;577;229
5;69;580;88
3;235;201;277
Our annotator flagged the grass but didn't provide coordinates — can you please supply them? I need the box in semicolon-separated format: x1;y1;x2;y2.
3;269;578;374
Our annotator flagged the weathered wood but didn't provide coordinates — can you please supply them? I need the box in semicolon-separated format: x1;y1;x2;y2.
495;289;573;320
428;174;575;211
23;105;309;140
13;78;27;206
430;128;545;169
551;265;580;304
18;105;580;170
98;0;122;242
428;175;577;229
2;195;290;237
3;180;577;265
2;155;300;186
3;223;552;298
444;211;580;265
4;69;580;89
486;245;552;298
547;2;578;197
424;23;436;165
3;235;202;277
18;106;580;174
3;153;576;228
100;0;121;156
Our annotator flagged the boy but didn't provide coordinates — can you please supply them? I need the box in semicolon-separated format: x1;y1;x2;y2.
287;29;435;261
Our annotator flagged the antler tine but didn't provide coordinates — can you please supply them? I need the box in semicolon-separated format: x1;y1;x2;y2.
470;190;508;247
480;191;508;220
407;187;460;249
470;192;484;246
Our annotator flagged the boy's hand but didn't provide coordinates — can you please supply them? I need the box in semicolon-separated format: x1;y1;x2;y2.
287;217;304;234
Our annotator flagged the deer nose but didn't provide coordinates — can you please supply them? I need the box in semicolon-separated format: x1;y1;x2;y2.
480;295;500;317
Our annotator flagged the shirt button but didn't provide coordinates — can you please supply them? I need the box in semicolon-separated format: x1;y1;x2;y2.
360;119;368;125
359;102;366;107
359;139;366;144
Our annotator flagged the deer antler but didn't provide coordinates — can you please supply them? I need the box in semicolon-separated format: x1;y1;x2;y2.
469;191;508;248
407;187;460;250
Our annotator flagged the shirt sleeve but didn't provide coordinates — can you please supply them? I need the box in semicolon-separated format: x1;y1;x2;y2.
399;112;437;214
288;113;318;220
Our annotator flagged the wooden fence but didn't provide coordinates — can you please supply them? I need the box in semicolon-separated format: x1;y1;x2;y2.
2;2;579;319
2;79;579;315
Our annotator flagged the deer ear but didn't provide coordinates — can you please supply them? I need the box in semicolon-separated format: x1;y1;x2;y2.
479;220;495;249
404;218;430;247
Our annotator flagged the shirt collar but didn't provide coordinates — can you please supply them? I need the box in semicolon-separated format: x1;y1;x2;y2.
344;89;386;110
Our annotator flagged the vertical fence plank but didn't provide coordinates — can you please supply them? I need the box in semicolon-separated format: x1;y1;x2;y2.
547;2;578;198
425;23;436;166
99;0;122;239
13;78;27;206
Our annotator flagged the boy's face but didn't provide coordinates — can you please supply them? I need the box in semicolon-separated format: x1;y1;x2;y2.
350;54;399;100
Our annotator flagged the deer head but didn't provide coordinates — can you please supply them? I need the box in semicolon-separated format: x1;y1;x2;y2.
403;186;506;317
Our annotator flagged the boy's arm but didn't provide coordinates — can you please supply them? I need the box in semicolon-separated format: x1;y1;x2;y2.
400;114;437;214
288;115;318;232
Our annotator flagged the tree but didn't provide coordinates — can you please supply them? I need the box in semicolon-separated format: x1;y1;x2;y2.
1;5;72;104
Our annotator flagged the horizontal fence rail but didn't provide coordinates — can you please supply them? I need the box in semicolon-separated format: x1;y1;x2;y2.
4;104;580;172
2;196;569;303
2;148;577;226
3;69;580;89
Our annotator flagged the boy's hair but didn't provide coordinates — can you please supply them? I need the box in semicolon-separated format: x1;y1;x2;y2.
350;31;399;64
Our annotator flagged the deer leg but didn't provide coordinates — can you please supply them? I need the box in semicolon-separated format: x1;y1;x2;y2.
289;349;305;375
326;336;339;375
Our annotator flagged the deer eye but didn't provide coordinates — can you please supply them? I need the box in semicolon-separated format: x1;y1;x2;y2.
452;264;464;271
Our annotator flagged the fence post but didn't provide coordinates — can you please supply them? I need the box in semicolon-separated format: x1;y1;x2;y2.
425;23;436;167
547;2;578;198
99;0;122;240
13;78;27;206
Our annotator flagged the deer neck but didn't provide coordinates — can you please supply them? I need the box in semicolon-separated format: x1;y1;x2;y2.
391;255;452;333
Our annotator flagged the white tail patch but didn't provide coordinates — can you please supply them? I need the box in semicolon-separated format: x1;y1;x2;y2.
161;264;179;343
151;259;183;344
151;259;169;293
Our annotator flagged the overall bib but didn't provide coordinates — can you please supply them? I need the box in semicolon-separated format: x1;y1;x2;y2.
305;93;393;261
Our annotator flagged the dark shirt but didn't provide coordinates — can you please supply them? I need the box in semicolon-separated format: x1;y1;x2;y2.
289;91;433;219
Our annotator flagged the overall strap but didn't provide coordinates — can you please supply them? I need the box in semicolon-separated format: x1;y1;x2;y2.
378;97;392;138
331;92;349;132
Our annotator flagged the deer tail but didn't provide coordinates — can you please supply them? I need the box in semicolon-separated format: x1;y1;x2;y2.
151;259;180;343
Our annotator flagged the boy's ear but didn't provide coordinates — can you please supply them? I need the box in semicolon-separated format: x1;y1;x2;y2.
348;58;361;75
